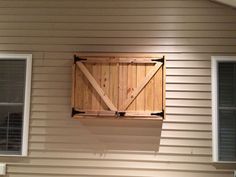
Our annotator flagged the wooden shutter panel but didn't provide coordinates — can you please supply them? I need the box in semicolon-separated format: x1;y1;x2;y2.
72;54;165;120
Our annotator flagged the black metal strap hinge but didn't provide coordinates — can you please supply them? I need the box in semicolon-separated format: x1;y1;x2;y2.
74;55;87;64
151;110;164;118
151;56;165;63
71;108;85;117
116;111;126;117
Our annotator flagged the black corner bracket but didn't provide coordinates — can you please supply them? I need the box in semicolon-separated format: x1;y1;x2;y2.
74;55;87;64
116;111;126;117
151;56;165;63
151;110;164;118
71;108;85;117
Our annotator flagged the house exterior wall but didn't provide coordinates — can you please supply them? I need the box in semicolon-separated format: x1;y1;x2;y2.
0;0;236;176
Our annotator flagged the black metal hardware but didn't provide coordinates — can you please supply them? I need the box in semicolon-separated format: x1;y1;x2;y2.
151;110;164;118
151;56;165;63
116;111;126;117
74;55;87;64
71;108;85;117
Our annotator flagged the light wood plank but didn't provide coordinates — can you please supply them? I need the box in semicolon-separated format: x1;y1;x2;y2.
127;63;137;111
76;62;117;111
71;64;76;108
100;63;110;110
83;63;93;109
145;64;154;111
154;63;163;111
75;65;84;109
121;62;162;110
109;63;119;109
91;63;102;111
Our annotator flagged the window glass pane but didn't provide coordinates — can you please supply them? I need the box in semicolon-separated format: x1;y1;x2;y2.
0;60;26;103
218;63;236;107
0;106;23;154
219;110;236;161
0;59;26;155
218;62;236;161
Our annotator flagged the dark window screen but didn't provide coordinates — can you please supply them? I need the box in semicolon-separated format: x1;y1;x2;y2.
0;60;26;155
218;62;236;161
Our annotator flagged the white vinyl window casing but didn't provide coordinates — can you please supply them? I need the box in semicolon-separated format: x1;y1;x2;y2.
212;56;236;163
0;54;32;156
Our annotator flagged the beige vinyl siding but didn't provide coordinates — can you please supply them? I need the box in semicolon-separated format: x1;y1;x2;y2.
0;0;235;176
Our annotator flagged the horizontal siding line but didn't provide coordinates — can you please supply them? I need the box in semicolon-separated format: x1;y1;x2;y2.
1;45;236;53
0;21;236;24
26;151;211;158
1;27;236;30
31;53;233;59
28;145;212;152
0;6;226;8
30;102;211;107
0;13;236;17
27;149;212;157
0;14;235;16
28;124;212;130
8;165;231;174
7;168;231;176
27;147;211;155
29;118;212;125
7;159;220;166
166;90;211;93
29;118;211;124
28;125;211;130
0;11;229;18
0;20;235;23
30;105;212;110
2;42;236;46
166;113;211;116
8;156;214;166
29;130;211;137
28;135;211;141
12;162;217;172
0;6;224;9
0;4;222;9
26;150;211;158
0;6;218;9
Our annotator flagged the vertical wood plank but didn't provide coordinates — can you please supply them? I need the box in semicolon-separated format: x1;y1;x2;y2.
123;64;128;110
127;63;137;111
136;63;146;111
145;64;154;111
101;63;110;110
91;63;101;111
118;63;128;110
75;66;85;110
153;63;163;111
118;63;124;110
162;58;166;118
83;63;93;110
109;63;119;109
118;63;122;109
71;64;76;108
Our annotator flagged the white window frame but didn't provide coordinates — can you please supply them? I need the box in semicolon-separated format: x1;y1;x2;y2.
211;56;236;163
0;54;32;156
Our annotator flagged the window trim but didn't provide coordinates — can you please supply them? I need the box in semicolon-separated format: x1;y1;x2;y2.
211;56;236;163
0;54;32;156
